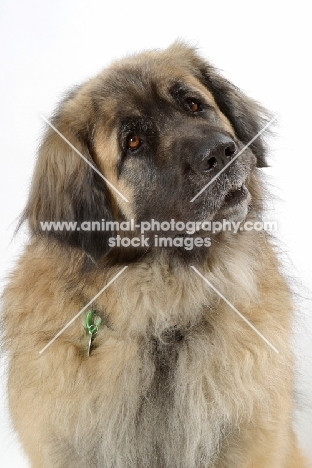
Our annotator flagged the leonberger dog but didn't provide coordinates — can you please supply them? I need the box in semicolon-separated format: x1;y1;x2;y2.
2;42;309;467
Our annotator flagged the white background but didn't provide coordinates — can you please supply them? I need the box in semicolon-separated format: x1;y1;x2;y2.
0;0;311;466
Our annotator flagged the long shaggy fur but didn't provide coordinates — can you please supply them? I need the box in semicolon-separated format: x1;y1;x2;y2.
2;42;309;467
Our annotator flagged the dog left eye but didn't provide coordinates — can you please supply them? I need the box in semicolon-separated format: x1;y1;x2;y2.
186;99;203;113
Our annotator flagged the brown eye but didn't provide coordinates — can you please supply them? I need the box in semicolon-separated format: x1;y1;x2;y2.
127;135;141;150
187;100;201;113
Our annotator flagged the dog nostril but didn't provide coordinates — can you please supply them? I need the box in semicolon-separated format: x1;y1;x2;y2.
207;156;217;170
224;142;237;159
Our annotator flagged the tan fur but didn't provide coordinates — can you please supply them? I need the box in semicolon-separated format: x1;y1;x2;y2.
2;43;309;467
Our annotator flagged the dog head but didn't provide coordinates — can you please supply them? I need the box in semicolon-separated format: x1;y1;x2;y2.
24;42;270;259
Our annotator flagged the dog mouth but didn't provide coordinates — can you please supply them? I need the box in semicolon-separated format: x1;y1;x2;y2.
221;184;249;208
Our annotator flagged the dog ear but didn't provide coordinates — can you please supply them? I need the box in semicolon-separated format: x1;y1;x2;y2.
23;105;115;259
172;42;272;168
198;63;271;167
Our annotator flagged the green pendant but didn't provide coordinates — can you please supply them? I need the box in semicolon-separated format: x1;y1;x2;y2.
85;309;102;356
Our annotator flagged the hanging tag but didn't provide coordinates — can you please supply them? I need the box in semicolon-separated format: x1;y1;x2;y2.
85;309;102;357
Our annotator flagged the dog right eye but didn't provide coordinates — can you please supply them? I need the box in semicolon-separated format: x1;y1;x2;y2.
126;134;142;151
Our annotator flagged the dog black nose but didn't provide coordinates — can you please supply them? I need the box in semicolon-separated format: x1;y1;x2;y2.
197;133;237;173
